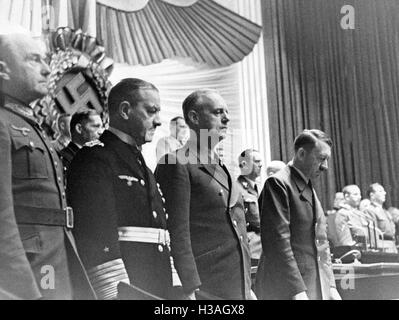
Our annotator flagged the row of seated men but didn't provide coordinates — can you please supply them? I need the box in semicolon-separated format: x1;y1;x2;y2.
326;184;398;254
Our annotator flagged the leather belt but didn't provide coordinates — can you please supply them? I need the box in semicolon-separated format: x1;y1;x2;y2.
118;227;170;246
15;205;74;228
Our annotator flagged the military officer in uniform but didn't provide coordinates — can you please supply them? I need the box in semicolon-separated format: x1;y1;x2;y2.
0;32;93;299
155;89;253;300
237;149;263;262
67;78;176;299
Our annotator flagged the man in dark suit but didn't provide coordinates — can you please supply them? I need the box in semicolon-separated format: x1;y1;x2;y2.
255;129;341;300
67;78;175;299
155;89;253;300
237;149;263;262
59;108;103;172
0;32;93;299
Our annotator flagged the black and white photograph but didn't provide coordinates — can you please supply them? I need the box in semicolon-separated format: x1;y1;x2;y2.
1;0;399;308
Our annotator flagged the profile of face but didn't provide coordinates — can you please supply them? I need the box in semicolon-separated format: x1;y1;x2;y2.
195;92;230;142
175;118;189;144
2;34;50;103
126;88;161;146
58;115;72;138
241;151;263;179
371;185;386;205
78;114;104;144
344;186;362;208
298;139;331;180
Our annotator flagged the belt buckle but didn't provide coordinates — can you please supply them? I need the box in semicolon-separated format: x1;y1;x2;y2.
65;207;74;229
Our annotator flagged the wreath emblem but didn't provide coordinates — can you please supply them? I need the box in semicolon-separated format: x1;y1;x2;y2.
33;27;114;137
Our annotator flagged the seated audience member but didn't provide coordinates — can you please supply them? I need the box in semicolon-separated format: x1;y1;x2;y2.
327;192;345;216
53;113;72;153
363;183;397;253
59;108;104;172
156;116;188;162
388;207;399;243
237;149;263;261
265;160;286;177
329;185;370;249
326;191;347;245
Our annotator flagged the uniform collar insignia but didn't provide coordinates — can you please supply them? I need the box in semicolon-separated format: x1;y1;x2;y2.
11;125;31;136
4;95;35;118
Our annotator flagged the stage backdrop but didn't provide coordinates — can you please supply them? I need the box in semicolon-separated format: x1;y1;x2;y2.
263;0;399;208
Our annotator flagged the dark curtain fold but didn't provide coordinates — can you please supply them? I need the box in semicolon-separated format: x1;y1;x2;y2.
262;0;399;208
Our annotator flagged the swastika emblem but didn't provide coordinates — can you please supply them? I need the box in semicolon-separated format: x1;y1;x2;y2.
55;72;102;115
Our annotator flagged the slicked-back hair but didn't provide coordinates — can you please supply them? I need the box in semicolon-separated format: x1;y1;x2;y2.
107;78;158;116
366;183;383;199
182;89;219;126
294;129;333;153
70;108;100;134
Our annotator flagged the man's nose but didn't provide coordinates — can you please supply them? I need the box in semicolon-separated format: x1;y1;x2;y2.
154;113;162;127
222;112;230;124
320;160;328;170
41;60;51;77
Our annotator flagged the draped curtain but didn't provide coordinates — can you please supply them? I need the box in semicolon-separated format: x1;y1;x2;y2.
262;0;399;208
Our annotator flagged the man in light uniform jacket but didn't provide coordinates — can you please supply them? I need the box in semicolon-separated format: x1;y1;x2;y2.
0;32;93;299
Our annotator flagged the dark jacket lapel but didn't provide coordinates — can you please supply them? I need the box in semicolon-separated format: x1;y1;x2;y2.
290;166;313;207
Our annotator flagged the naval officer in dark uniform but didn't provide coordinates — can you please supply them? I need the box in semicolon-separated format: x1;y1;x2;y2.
0;32;93;299
67;78;176;299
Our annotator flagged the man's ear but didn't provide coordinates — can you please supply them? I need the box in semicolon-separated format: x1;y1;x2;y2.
297;147;306;160
0;61;11;81
187;110;199;126
119;101;131;120
75;123;82;135
239;160;246;169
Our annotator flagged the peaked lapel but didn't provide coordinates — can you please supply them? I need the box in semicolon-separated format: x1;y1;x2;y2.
290;166;313;207
184;145;230;191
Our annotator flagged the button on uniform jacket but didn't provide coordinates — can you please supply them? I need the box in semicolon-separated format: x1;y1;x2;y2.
255;165;336;300
0;101;93;300
155;146;252;299
67;130;174;299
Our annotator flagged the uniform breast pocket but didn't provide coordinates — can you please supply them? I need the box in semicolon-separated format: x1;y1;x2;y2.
11;136;48;179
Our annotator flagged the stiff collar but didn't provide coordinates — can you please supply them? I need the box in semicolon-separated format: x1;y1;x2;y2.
108;127;142;152
241;176;257;190
3;94;35;118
